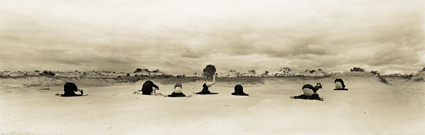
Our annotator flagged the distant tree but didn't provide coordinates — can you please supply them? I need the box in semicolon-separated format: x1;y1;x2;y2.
350;67;365;72
42;71;48;74
35;70;40;73
280;67;292;75
75;70;78;72
422;67;425;71
248;70;256;74
152;69;159;73
41;71;55;76
265;71;269;76
134;68;142;73
126;73;130;77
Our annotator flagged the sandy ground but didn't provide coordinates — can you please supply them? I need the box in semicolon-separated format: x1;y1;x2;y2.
1;80;424;135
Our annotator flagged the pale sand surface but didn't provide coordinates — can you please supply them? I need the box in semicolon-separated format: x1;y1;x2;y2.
1;81;424;135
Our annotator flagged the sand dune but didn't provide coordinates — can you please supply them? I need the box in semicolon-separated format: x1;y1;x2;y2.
0;74;424;135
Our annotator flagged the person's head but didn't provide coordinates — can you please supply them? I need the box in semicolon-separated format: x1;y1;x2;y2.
316;83;322;89
174;83;182;93
64;82;78;92
234;84;243;93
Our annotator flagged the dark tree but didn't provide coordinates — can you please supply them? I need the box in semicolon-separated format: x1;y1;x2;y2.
351;67;365;72
41;71;55;76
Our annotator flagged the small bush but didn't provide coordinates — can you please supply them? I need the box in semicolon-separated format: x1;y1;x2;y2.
351;67;365;72
413;77;424;82
41;71;55;76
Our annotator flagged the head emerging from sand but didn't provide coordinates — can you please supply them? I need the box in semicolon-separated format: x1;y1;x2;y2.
61;82;84;96
334;78;346;90
174;83;182;93
232;84;249;96
291;83;323;101
196;74;218;94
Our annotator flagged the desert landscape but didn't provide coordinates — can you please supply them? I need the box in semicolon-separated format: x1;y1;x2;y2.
1;68;424;135
2;0;425;134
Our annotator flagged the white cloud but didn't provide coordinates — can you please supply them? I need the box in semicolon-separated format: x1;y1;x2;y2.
0;0;424;74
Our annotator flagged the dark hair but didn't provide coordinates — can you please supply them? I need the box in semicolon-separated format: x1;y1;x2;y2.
174;83;182;88
234;84;243;90
234;84;243;93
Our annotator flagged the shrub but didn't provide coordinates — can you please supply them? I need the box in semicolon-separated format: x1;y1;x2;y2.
350;67;365;72
41;71;55;76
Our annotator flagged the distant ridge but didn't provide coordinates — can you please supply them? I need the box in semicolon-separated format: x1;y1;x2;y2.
410;71;425;82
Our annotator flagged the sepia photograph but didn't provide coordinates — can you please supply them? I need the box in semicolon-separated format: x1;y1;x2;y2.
1;0;424;134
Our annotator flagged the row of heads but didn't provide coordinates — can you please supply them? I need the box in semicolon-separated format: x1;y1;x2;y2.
173;83;244;89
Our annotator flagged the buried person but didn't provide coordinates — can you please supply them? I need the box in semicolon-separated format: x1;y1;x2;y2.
231;84;249;96
165;83;190;97
334;78;348;90
57;82;85;97
291;83;323;101
196;73;218;94
133;80;162;96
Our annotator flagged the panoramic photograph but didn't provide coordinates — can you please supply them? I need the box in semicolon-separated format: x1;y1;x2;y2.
1;0;425;135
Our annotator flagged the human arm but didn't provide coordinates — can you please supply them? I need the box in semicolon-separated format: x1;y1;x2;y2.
152;83;159;90
205;74;216;87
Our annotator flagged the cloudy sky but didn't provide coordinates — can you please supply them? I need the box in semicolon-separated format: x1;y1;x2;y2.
1;0;425;75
